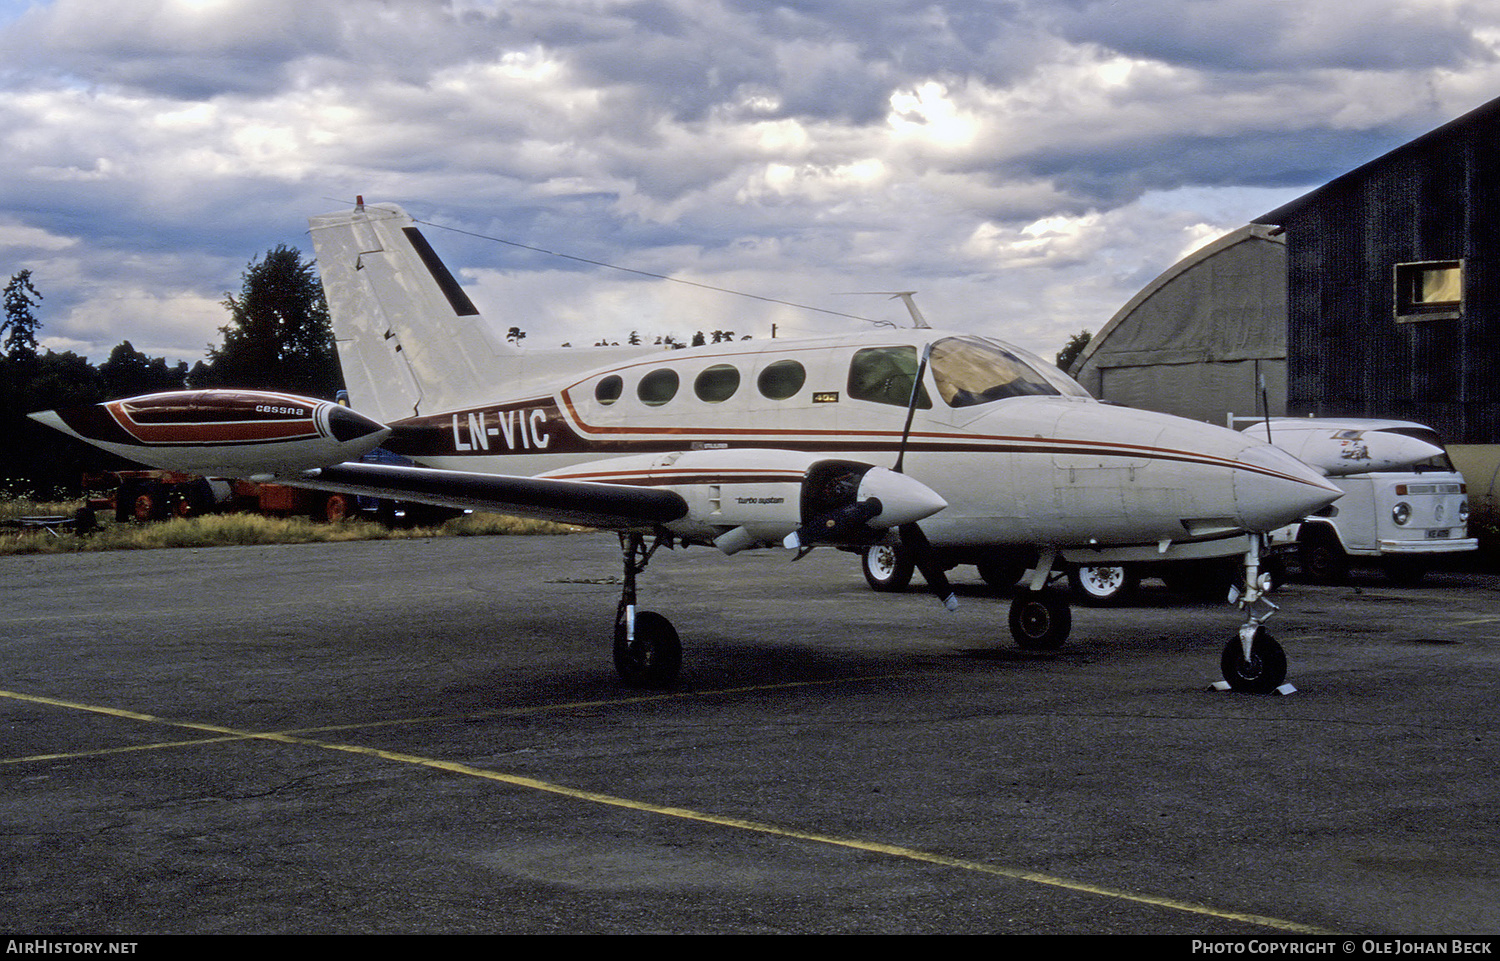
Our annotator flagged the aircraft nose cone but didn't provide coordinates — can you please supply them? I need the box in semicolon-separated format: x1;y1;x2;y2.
856;467;948;529
1234;443;1343;531
326;404;390;443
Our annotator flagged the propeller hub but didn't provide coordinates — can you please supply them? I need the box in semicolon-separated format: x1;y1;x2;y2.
856;467;948;529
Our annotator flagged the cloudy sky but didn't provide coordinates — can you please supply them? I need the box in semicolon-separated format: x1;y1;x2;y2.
1;0;1498;367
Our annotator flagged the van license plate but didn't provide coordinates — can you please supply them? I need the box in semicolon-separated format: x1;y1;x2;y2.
1426;529;1451;539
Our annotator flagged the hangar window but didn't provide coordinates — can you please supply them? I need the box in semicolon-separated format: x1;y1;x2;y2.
757;360;806;400
637;368;679;407
1395;260;1463;322
595;375;623;406
694;364;740;403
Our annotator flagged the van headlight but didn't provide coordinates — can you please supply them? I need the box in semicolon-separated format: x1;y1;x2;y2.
1459;500;1470;523
1392;502;1412;526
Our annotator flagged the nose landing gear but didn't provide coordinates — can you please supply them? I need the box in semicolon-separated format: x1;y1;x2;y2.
1220;537;1289;694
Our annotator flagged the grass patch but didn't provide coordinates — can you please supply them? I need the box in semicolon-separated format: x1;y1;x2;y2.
0;502;585;556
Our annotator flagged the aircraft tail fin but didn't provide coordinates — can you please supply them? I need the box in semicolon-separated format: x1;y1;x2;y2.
309;201;511;424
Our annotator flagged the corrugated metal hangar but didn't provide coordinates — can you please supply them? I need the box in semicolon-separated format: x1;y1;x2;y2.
1070;95;1500;526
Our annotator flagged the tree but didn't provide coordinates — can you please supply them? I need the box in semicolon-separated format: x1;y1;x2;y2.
191;245;343;398
1055;329;1092;373
99;341;189;398
2;270;42;364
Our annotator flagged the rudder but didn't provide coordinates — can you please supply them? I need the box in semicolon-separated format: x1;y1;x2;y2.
309;201;511;424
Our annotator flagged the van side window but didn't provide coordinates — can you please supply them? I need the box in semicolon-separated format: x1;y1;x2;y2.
847;347;931;408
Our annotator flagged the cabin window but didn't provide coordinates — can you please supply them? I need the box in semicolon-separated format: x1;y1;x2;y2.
1395;260;1463;322
757;360;806;400
595;375;623;406
694;364;741;403
928;336;1063;407
637;368;679;406
847;346;931;408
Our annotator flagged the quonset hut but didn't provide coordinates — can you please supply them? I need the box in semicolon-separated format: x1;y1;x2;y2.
1070;95;1500;524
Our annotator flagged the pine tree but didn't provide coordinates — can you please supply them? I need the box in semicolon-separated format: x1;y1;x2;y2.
2;270;42;364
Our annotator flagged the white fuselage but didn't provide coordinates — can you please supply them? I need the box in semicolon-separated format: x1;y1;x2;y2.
374;332;1339;554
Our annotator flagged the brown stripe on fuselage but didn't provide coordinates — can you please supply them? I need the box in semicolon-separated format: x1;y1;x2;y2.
390;394;1327;492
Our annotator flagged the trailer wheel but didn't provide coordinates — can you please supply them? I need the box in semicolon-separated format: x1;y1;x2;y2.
129;483;167;523
322;493;354;523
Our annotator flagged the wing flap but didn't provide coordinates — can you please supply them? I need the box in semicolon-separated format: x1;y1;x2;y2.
288;462;688;529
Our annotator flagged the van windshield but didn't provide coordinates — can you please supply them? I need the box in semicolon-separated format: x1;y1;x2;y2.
929;336;1088;407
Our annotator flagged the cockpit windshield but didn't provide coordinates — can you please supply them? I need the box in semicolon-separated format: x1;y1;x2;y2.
928;336;1090;407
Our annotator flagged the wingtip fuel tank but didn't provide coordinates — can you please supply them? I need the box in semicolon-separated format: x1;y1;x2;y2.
30;390;391;477
1243;419;1447;476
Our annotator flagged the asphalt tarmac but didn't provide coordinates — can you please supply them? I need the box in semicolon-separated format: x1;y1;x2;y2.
2;534;1497;935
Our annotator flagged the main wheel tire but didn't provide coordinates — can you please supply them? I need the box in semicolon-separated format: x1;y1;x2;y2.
976;558;1027;593
1067;564;1139;607
1299;528;1349;585
1220;628;1287;694
862;544;915;592
613;610;682;688
1008;589;1073;650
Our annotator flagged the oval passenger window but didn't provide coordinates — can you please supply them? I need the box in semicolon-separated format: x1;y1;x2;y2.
595;375;623;406
637;369;680;407
694;365;741;403
757;360;806;400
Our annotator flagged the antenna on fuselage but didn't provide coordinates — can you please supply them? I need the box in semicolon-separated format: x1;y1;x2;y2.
837;291;931;328
888;292;930;329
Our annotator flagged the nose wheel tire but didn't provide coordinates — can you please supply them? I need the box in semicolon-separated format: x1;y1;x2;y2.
614;610;681;688
1008;589;1072;650
976;558;1027;593
1220;628;1287;694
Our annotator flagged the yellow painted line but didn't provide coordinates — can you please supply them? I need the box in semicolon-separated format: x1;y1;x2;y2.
0;686;1331;934
0;676;898;764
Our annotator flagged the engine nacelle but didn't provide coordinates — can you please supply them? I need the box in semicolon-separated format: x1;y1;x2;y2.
536;449;946;552
29;389;391;477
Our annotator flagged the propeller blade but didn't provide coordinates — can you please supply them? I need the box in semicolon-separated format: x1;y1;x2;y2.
900;522;958;612
893;343;932;475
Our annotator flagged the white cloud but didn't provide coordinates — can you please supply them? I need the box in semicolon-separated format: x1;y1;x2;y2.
0;0;1498;368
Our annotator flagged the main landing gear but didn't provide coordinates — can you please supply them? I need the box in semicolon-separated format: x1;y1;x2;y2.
612;532;682;688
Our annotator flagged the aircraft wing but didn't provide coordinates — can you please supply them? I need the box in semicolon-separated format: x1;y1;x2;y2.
286;461;689;530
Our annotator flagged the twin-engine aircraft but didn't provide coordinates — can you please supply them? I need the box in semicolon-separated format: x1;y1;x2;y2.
33;200;1341;692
